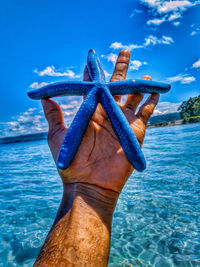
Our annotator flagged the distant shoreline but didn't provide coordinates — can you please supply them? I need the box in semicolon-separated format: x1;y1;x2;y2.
147;119;183;129
0;132;47;144
0;121;199;145
147;120;200;129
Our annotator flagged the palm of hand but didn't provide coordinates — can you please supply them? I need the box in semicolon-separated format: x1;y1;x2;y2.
42;50;159;193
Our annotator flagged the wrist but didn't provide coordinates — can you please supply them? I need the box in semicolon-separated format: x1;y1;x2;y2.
64;182;119;210
63;182;119;227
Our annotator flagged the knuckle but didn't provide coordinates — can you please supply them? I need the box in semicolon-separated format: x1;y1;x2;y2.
111;73;125;81
139;112;147;123
143;104;154;115
44;107;60;118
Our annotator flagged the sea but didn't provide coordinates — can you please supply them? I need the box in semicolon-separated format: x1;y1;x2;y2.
0;123;200;267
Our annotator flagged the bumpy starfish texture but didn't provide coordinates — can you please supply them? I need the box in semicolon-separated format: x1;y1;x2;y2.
28;49;171;171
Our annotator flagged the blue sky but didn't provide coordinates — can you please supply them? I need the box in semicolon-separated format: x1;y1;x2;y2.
0;0;199;135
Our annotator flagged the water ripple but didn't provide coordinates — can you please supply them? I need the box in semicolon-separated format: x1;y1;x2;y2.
0;124;199;266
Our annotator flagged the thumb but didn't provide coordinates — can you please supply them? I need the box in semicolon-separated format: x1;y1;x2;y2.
41;99;64;133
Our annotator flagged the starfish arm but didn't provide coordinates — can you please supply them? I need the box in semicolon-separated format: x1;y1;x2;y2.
108;79;171;95
27;81;95;100
57;86;99;170
87;49;105;82
100;85;146;172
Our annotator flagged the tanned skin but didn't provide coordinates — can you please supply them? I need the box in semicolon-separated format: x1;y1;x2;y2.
34;50;159;266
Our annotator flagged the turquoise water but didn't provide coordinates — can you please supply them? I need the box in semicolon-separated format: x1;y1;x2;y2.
0;123;200;266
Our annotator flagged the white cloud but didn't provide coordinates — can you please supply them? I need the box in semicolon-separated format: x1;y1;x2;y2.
190;26;200;36
109;42;122;50
158;1;192;13
130;60;142;70
167;73;196;84
173;21;180;26
140;0;159;8
110;42;142;51
104;70;111;77
147;17;166;25
101;53;118;65
129;60;147;70
143;36;157;46
2;97;82;137
181;76;196;84
60;104;74;110
153;101;181;115
109;35;174;54
130;9;143;18
192;58;200;68
167;74;184;83
143;35;174;46
140;0;199;26
28;108;37;112
147;14;181;26
140;0;194;13
168;12;182;21
30;82;49;89
191;31;197;36
160;35;174;44
34;66;80;78
4;109;47;137
103;36;173;68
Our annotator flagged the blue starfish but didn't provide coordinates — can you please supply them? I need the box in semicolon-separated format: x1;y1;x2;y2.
28;49;171;172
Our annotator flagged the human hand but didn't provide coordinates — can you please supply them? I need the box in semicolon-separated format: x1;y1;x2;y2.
41;50;159;194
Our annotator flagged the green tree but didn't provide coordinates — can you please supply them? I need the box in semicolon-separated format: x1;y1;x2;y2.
178;95;200;119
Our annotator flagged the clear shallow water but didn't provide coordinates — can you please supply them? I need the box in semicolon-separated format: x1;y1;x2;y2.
0;124;199;266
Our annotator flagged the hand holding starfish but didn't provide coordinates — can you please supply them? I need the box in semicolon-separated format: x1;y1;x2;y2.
34;50;161;266
41;50;159;194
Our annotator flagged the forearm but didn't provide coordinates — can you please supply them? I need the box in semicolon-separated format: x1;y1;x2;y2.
34;183;119;267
